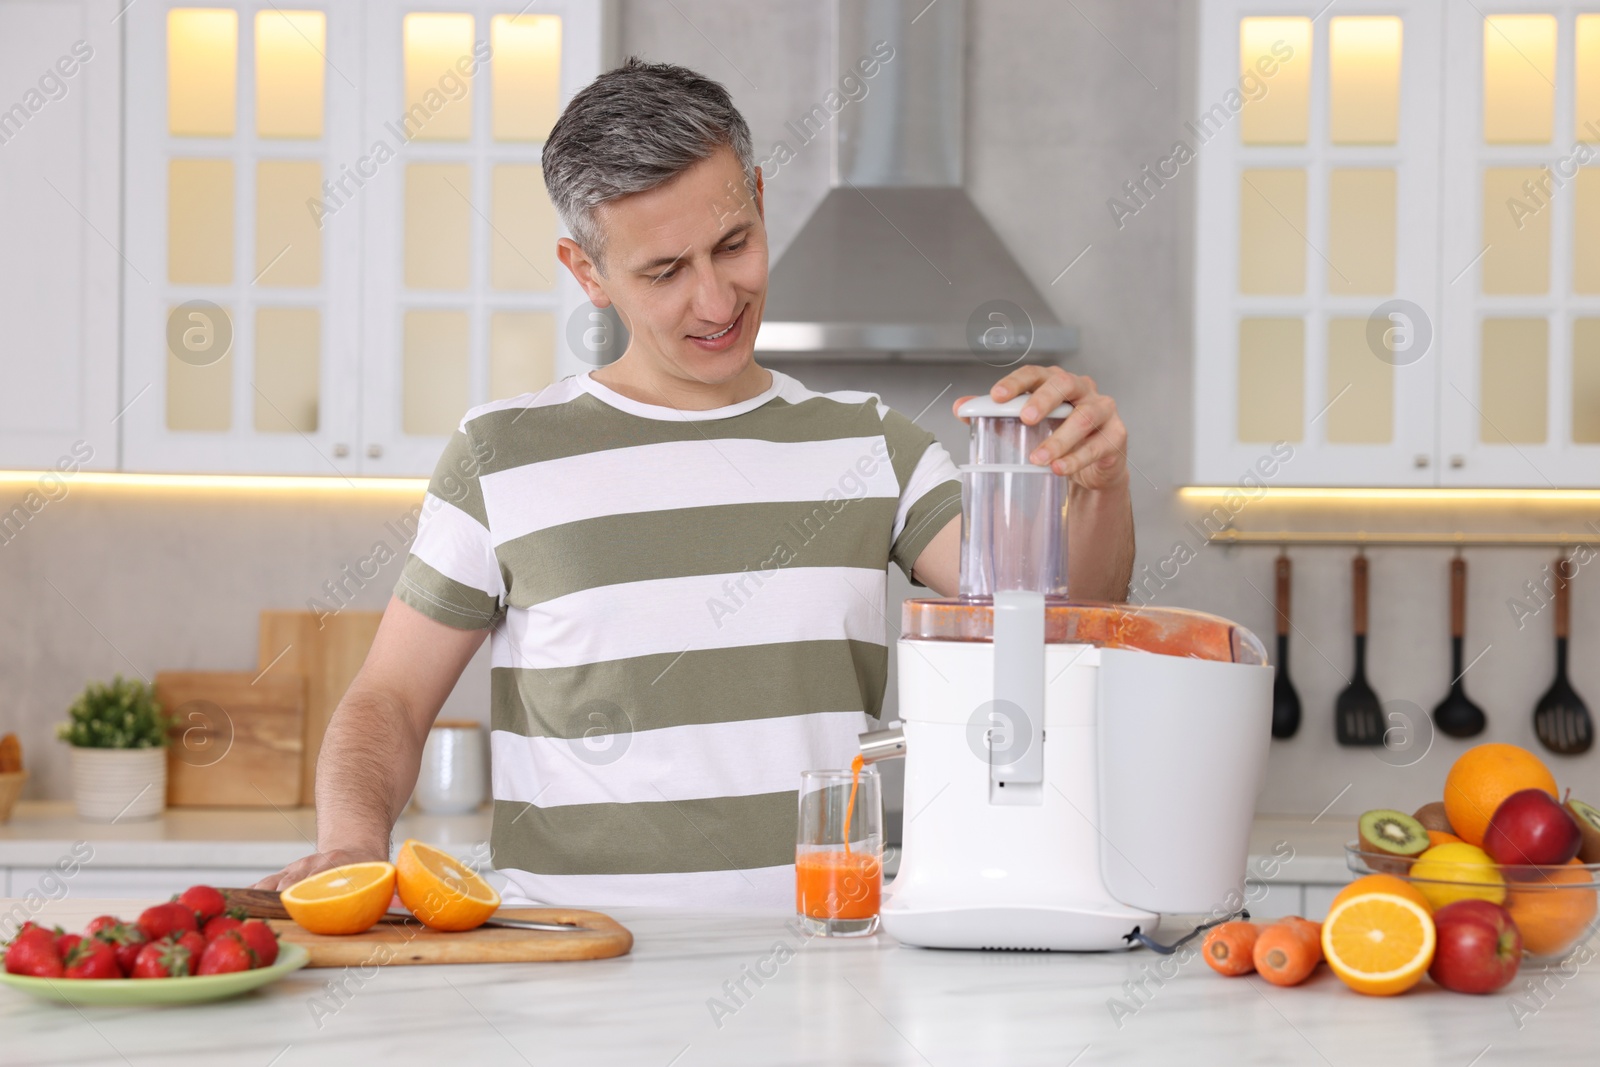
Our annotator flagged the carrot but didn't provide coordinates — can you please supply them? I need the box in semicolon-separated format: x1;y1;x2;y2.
1202;921;1260;976
1251;916;1323;987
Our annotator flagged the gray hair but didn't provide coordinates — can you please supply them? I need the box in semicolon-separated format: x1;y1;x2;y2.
541;57;756;273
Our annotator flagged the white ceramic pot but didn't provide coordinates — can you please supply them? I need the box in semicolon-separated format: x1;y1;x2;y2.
69;746;167;822
413;721;487;814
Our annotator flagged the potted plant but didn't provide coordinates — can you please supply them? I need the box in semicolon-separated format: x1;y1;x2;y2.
57;675;173;821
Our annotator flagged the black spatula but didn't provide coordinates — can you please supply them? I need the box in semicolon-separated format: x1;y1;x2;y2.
1335;554;1384;746
1271;555;1302;739
1534;558;1592;755
1433;557;1487;738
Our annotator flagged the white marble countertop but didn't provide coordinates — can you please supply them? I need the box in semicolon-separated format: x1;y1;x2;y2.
0;803;1359;883
3;895;1593;1066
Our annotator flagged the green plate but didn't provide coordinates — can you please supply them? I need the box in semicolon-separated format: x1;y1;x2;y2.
0;942;310;1006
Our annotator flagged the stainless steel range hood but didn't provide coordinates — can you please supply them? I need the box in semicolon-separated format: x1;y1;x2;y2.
756;0;1075;362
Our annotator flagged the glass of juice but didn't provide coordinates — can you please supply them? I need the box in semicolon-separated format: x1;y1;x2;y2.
796;761;882;937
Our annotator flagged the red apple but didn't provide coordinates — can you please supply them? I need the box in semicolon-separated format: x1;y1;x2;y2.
1483;789;1582;870
1428;900;1522;994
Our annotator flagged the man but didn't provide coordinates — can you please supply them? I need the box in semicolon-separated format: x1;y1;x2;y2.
257;59;1132;906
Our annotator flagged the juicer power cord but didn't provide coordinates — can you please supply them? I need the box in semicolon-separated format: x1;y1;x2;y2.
1122;909;1250;955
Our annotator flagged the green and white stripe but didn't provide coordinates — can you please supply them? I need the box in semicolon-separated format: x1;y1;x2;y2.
395;369;960;907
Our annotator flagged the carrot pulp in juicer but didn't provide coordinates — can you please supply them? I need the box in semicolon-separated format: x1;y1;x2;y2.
796;754;881;920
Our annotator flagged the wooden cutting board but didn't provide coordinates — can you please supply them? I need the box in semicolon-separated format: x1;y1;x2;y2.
266;909;633;967
256;610;382;806
156;672;306;807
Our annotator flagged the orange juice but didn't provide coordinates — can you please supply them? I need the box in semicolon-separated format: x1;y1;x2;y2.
796;753;881;920
843;753;864;854
796;850;882;919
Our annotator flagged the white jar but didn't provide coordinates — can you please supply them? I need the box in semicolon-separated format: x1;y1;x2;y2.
413;720;487;815
69;746;167;821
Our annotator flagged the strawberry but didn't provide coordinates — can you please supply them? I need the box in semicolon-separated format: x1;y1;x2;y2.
237;919;279;967
137;901;198;942
174;930;205;961
89;922;146;976
63;937;121;979
4;926;65;978
202;908;248;942
177;885;227;923
195;931;255;975
54;932;83;958
84;915;124;938
131;938;192;978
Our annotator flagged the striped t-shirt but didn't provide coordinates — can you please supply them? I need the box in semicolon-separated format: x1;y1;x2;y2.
394;368;962;908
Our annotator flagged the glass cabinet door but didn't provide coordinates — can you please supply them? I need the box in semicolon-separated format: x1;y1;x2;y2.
1193;0;1444;487
358;0;595;478
122;0;601;477
123;3;363;475
1438;5;1600;486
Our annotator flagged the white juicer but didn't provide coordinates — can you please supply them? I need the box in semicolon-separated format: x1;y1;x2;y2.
859;394;1274;951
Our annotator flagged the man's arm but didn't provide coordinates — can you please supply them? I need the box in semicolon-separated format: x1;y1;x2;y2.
251;596;487;890
1065;478;1134;602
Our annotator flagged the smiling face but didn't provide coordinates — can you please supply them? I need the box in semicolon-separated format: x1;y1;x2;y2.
557;146;769;395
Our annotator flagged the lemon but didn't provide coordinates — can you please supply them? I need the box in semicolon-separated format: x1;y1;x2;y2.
1408;842;1506;909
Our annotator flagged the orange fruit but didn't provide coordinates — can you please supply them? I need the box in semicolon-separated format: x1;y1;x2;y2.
1321;891;1436;996
1426;830;1463;848
1331;873;1433;915
395;839;500;931
282;861;397;935
1408;842;1506;910
1443;743;1557;847
1506;858;1599;957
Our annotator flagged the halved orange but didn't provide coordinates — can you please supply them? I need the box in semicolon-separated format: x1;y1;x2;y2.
395;839;500;931
281;861;397;935
1321;892;1436;996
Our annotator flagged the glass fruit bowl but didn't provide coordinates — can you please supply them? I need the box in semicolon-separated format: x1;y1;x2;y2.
1346;844;1600;962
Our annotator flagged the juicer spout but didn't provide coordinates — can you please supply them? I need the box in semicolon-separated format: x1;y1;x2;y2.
858;726;906;764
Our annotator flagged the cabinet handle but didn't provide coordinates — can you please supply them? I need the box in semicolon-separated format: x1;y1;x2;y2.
1413;454;1430;468
367;443;384;459
1450;454;1465;469
332;443;350;458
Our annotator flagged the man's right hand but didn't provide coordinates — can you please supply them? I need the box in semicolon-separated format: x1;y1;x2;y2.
251;847;389;892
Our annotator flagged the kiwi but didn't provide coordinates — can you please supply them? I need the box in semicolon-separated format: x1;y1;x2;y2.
1358;809;1430;875
1413;801;1455;836
1566;798;1600;864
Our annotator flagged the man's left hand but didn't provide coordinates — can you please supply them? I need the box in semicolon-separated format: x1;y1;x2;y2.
954;365;1129;491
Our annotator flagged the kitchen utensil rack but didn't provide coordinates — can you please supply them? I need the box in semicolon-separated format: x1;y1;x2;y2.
1207;531;1600;548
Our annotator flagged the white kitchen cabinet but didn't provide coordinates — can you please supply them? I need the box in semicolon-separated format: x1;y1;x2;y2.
0;1;121;472
1242;878;1304;921
119;0;605;476
1302;882;1348;922
1194;0;1600;487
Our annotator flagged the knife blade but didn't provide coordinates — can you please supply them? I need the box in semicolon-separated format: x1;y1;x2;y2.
220;887;584;932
